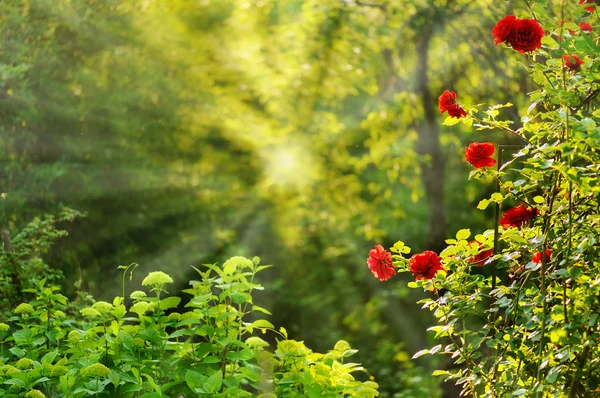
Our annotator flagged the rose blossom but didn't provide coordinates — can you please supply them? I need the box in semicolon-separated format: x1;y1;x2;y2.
465;142;496;169
500;204;538;228
409;251;444;281
509;18;545;53
438;90;467;118
580;0;599;12
367;245;396;281
580;22;593;33
563;54;584;71
532;249;552;264
492;15;517;45
468;241;493;265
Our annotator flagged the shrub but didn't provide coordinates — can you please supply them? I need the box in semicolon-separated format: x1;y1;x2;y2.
368;1;600;396
0;257;378;397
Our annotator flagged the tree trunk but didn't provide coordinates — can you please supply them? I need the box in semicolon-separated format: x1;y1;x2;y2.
414;29;446;252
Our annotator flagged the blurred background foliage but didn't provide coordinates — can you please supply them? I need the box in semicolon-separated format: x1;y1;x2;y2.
1;0;536;396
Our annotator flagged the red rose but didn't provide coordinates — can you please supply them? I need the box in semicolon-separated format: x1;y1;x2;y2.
500;204;538;228
438;90;456;112
447;105;467;118
468;241;493;265
367;245;396;281
438;90;467;118
532;249;552;264
580;0;599;12
509;18;545;53
492;15;517;45
465;142;496;168
563;54;584;71
409;250;444;281
580;22;593;33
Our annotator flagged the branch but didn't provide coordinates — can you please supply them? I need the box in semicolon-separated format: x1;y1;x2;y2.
355;0;387;11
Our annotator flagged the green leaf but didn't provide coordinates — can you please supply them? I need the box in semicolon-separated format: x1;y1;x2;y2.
412;349;429;359
429;344;442;354
203;371;223;394
185;370;206;390
159;296;181;310
477;199;490;210
442;116;461;126
491;192;503;202
41;350;58;364
279;327;288;339
533;195;545;204
252;319;274;329
456;229;471;240
541;36;559;49
251;305;272;315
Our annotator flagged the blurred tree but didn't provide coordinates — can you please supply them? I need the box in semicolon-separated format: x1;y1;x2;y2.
0;0;534;396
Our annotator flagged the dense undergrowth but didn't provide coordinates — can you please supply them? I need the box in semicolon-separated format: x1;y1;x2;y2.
0;254;378;397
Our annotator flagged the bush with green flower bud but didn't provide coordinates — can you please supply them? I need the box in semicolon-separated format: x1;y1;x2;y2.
14;303;34;315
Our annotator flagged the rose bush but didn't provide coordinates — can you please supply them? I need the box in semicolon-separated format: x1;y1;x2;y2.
367;1;600;396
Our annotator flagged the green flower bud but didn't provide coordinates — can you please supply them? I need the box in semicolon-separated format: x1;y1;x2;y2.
4;365;21;375
82;363;111;378
24;389;46;398
141;271;173;288
53;310;66;319
68;330;82;343
130;301;151;316
50;365;69;377
0;323;10;333
129;290;147;299
222;256;254;273
168;312;181;321
91;301;114;314
15;358;34;369
14;303;34;315
80;307;101;318
179;311;201;320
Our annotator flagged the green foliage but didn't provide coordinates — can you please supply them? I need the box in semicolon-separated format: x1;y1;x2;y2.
0;0;550;396
390;1;600;396
0;257;378;397
0;209;84;316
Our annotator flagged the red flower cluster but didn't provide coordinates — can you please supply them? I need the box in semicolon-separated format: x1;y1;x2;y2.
367;245;396;281
580;22;593;33
468;241;493;265
500;204;539;228
580;0;599;12
564;54;584;71
560;21;593;38
493;15;545;53
465;142;496;168
532;249;552;264
438;90;467;118
409;251;444;281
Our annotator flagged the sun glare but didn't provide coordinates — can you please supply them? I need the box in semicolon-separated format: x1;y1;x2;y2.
262;143;318;190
